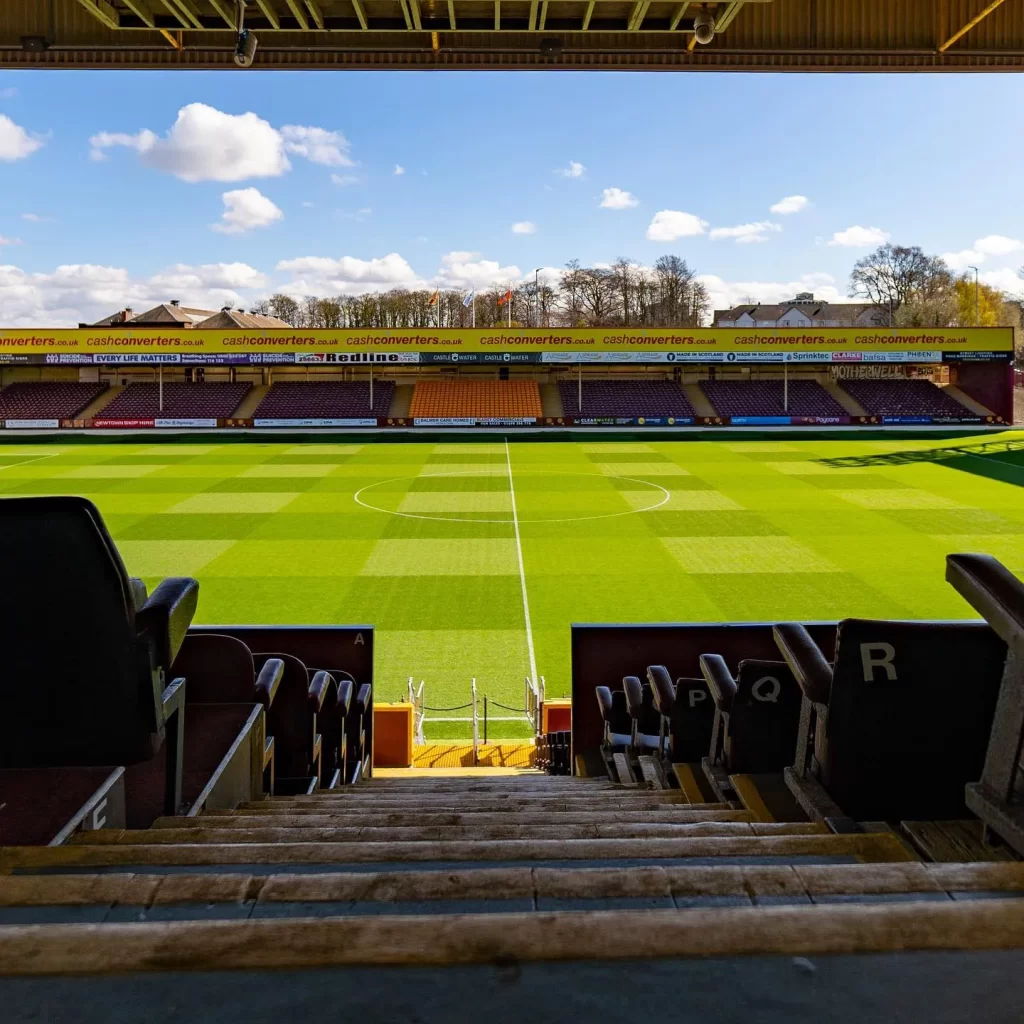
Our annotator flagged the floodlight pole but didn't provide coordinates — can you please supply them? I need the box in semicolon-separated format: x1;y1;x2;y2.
369;365;373;410
968;265;980;326
159;364;163;413
578;363;582;413
783;361;788;413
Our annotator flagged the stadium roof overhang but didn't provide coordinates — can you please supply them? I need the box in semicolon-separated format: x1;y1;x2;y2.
3;0;1024;71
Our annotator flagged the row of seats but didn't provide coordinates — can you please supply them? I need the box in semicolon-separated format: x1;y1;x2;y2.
598;565;1017;823
700;380;847;418
100;382;252;418
409;380;543;418
842;378;972;417
0;381;108;419
0;496;371;846
253;381;395;419
0;378;979;422
558;380;695;417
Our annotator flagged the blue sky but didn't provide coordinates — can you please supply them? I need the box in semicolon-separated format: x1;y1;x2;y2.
1;70;1022;324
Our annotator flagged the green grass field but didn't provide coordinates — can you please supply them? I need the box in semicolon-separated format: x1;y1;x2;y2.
2;432;1023;737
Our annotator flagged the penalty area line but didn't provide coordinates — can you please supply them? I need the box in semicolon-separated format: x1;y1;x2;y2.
505;437;538;689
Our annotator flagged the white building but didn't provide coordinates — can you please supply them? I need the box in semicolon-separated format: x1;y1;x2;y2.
714;293;886;328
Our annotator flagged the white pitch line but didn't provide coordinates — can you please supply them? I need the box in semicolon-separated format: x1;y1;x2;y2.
0;451;61;472
505;438;538;689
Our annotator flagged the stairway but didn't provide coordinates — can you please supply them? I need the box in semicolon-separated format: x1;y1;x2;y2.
2;772;1024;1018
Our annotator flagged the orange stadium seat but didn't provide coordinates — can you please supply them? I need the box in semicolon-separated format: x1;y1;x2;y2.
409;379;543;418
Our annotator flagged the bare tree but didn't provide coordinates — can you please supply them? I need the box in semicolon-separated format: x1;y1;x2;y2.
850;245;948;323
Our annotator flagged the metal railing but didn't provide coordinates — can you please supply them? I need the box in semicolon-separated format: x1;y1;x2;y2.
403;675;548;760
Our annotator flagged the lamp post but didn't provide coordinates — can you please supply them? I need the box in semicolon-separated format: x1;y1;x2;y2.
968;265;980;326
533;268;542;327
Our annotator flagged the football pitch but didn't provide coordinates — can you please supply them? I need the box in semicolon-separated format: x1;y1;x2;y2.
2;432;1023;738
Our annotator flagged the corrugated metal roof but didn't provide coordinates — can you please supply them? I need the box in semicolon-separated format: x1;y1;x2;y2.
1;0;1023;69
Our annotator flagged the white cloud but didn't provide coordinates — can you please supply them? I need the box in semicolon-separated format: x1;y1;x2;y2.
769;195;809;216
301;201;315;208
20;213;43;222
393;164;405;176
975;268;1023;295
600;187;639;210
698;272;863;314
512;221;537;235
556;160;585;179
0;260;268;327
646;210;708;242
0;114;44;162
280;125;353;167
435;251;522;291
0;87;18;99
974;234;1024;257
330;174;360;186
90;104;288;182
941;249;985;272
276;253;423;296
89;107;353;182
827;225;890;248
709;221;782;244
0;236;21;245
211;188;283;235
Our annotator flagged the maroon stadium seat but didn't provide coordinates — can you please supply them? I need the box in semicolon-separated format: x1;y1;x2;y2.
558;379;694;418
774;618;1007;821
0;496;197;827
254;381;395;419
0;381;108;420
699;380;845;418
841;378;971;418
647;665;715;763
700;656;803;778
100;382;251;419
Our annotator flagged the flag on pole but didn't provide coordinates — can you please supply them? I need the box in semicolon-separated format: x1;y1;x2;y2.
462;289;475;307
428;290;439;306
497;288;512;306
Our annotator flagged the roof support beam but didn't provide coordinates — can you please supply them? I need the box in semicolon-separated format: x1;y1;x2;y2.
447;0;456;29
120;0;156;28
668;1;689;30
408;0;422;30
939;0;1008;52
283;0;310;29
155;0;189;27
172;0;206;29
494;0;500;30
76;0;120;30
715;1;746;33
582;0;594;30
160;27;183;48
628;0;651;31
305;0;325;28
207;0;237;27
253;0;281;28
398;0;412;30
538;0;548;30
349;0;367;28
528;0;538;30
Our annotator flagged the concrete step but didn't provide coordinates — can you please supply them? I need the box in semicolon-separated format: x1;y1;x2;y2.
215;800;731;816
159;809;749;828
3;862;1022;926
245;794;695;810
2;832;916;873
2;899;1024;1011
71;822;827;845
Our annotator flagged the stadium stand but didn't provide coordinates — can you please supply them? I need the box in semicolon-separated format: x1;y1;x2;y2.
558;379;695;417
700;379;848;418
0;381;108;420
253;381;395;419
839;378;973;417
409;379;543;418
5;494;1024;1013
99;382;252;419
